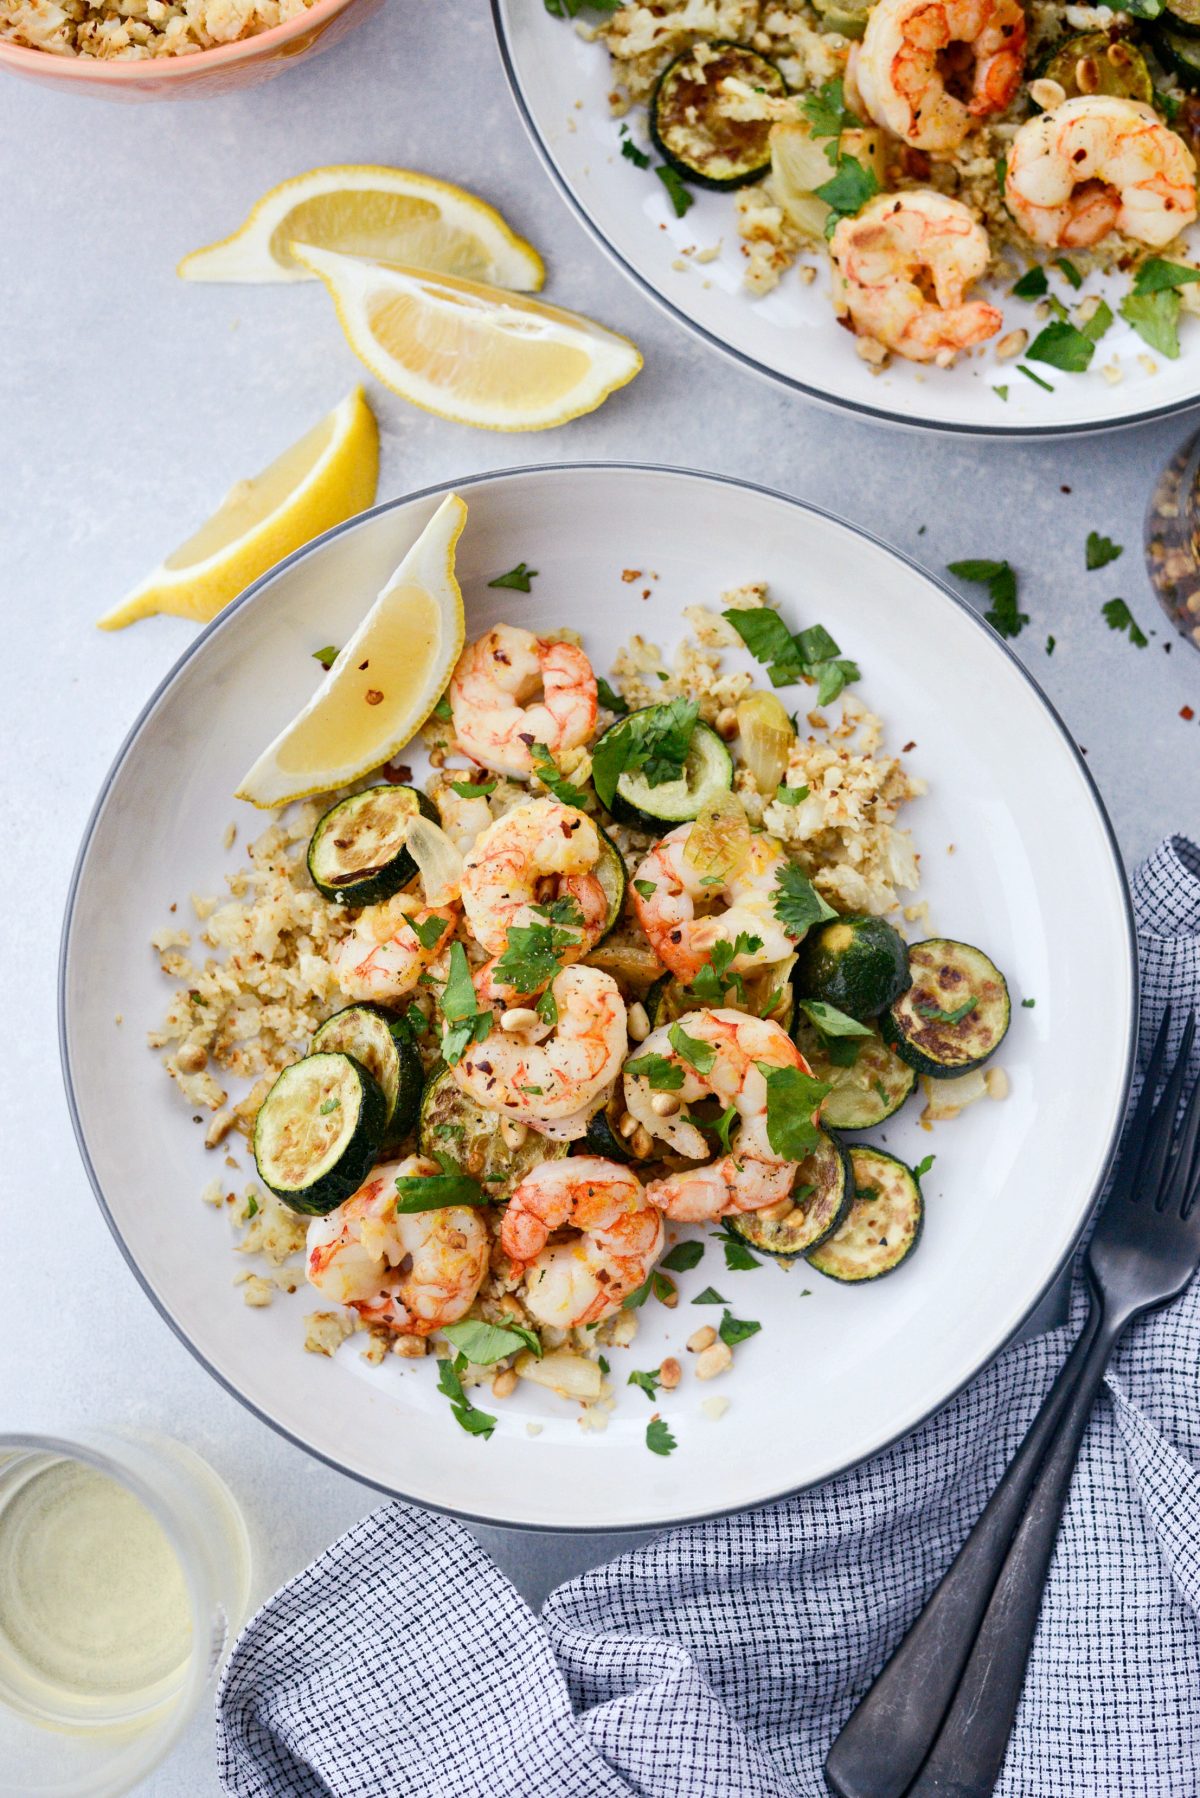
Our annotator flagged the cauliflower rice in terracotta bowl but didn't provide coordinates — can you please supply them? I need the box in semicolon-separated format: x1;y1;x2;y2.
0;0;376;99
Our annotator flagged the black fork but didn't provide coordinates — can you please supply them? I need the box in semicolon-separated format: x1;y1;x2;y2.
825;1009;1200;1798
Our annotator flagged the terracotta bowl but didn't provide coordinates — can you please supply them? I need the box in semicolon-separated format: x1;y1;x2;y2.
0;0;379;99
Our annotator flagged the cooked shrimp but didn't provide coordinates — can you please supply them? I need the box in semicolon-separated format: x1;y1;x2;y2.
450;623;598;778
453;964;627;1138
501;1158;664;1327
330;892;457;1002
631;824;797;984
851;0;1025;152
831;191;1002;364
1004;96;1198;250
461;796;610;974
433;778;495;856
306;1157;489;1335
625;1009;814;1221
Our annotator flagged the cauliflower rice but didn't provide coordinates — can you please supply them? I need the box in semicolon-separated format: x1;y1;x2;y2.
0;0;316;59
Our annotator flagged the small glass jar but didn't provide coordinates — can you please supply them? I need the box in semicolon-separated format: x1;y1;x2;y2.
0;1431;251;1798
1145;426;1200;652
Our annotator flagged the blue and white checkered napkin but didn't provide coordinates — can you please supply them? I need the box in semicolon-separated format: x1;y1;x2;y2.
216;838;1200;1798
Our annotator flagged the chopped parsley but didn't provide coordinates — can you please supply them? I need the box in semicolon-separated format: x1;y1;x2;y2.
243;1194;259;1219
312;644;339;670
1022;997;1036;1008
774;783;810;806
439;941;492;1066
619;128;650;171
799;999;871;1038
591;696;699;807
432;694;453;722
724;604;859;704
660;1239;704;1273
623;1269;678;1310
815;154;879;233
717;1227;761;1271
436;1355;496;1439
441;1319;540;1364
994;385;1009;401
912;1154;935;1181
1086;532;1123;571
1118;260;1200;360
633;878;657;899
655;163;694;217
915;997;977;1025
1046;635;1056;656
597;676;629;715
545;0;620;13
799;75;857;142
646;1417;677;1456
449;776;497;799
693;1285;728;1304
685;1102;739;1155
628;1368;662;1400
318;1096;341;1115
1133;257;1200;295
487;561;537;592
531;741;589;808
403;1002;428;1039
946;559;1028;640
1054;257;1084;290
1102;598;1149;648
1018;364;1054;393
625;1051;685;1092
773;862;838;940
1012;266;1048;300
719;1308;761;1348
668;1021;716;1076
395;1171;485;1212
682;933;763;1007
409;912;450;951
536;986;558;1026
757;1062;831;1161
1026;301;1111;373
492;898;584;996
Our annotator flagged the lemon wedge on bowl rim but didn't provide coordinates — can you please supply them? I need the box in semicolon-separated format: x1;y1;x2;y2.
178;166;544;291
97;388;378;632
292;245;643;433
236;493;468;810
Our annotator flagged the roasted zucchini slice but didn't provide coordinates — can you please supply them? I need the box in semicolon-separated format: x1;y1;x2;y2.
311;1003;422;1139
418;1064;567;1195
1167;0;1200;35
808;1146;923;1282
651;42;787;190
598;709;734;830
1036;33;1154;103
794;914;911;1021
726;1132;853;1257
307;784;439;907
881;939;1010;1078
646;958;796;1030
1152;23;1200;88
584;1090;635;1163
253;1051;387;1215
594;825;628;940
811;0;873;36
792;1017;916;1129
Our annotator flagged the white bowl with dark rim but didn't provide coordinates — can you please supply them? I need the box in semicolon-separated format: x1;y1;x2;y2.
60;463;1136;1531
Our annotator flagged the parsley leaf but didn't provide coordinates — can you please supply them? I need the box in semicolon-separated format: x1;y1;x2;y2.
1053;256;1083;290
757;1062;831;1161
623;1269;678;1310
493;916;580;997
409;912;450;951
774;783;810;806
432;694;453;722
441;1319;541;1364
403;1002;428;1039
1120;288;1182;359
536;986;558;1026
544;0;620;13
685;1102;739;1155
912;1154;935;1181
815;153;879;231
718;1228;761;1271
724;605;858;702
994;385;1009;401
799;999;872;1037
449;776;497;799
655;163;693;217
395;1171;485;1212
799;76;858;141
719;1308;761;1348
1012;266;1047;300
440;941;493;1066
915;997;977;1025
531;742;589;808
591;697;699;807
1102;598;1149;648
773;863;838;940
625;1051;685;1092
597;676;629;715
1022;997;1036;1008
660;1240;704;1273
318;1096;340;1115
947;559;1028;640
1026;319;1099;373
628;1368;661;1400
1046;635;1056;656
436;1354;497;1439
488;561;537;592
681;934;762;1007
312;644;339;670
1134;257;1200;295
1018;364;1054;393
724;606;800;677
1086;532;1123;571
634;878;657;899
646;1417;677;1456
668;1021;716;1076
693;1285;727;1304
620;133;651;171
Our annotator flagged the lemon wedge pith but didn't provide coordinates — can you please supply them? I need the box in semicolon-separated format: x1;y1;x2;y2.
178;166;544;291
97;389;379;632
292;245;643;433
236;493;468;809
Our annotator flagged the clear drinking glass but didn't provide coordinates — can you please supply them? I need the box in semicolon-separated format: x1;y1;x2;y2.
1145;425;1200;652
0;1431;251;1798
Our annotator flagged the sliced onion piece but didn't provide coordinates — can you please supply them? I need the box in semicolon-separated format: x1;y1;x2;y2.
683;790;751;886
736;691;795;796
406;814;464;906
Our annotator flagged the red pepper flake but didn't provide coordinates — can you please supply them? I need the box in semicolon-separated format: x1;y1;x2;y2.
902;740;917;753
365;689;384;706
1182;705;1195;721
381;761;413;784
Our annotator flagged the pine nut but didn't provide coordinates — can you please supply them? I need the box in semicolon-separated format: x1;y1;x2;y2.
499;1293;525;1318
995;328;1027;362
695;1340;733;1381
658;1279;679;1308
391;1334;426;1359
651;1092;681;1117
658;1356;682;1390
1075;55;1099;93
631;1126;655;1158
687;1325;718;1353
176;1042;208;1074
619;1110;640;1139
756;1195;795;1224
986;1066;1010;1101
501;1007;539;1033
500;1117;528;1150
491;1367;518;1399
1028;76;1065;110
627;1002;651;1042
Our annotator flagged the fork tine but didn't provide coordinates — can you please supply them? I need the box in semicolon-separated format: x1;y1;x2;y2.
1114;1006;1174;1203
1161;1063;1200;1217
1139;1012;1196;1203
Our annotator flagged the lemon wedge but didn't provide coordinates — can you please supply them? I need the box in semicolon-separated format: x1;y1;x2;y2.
98;389;378;632
178;166;544;291
292;245;643;432
235;493;468;809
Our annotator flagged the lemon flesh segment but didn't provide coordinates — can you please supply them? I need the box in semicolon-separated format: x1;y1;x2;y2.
97;389;378;632
235;493;468;809
177;165;543;292
294;245;643;433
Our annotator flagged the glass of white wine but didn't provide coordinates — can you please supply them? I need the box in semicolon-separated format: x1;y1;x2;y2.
0;1431;251;1798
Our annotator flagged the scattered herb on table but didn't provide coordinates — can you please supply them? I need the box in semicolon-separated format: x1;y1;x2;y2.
946;559;1029;639
1086;532;1123;571
1102;597;1149;648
